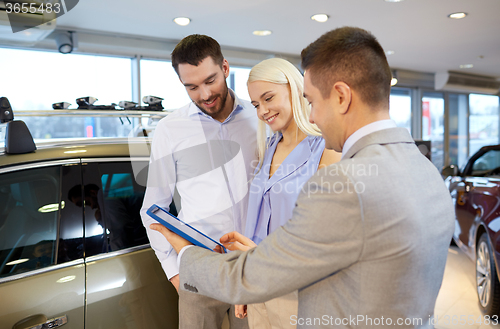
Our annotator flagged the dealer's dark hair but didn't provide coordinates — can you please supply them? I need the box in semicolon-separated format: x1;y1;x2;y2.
301;26;392;108
171;34;224;75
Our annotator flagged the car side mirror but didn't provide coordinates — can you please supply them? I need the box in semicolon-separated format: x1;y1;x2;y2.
442;165;460;178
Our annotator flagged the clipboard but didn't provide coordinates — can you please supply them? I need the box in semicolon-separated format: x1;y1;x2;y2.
147;204;227;253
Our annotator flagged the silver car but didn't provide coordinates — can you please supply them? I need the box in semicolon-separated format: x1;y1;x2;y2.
0;120;178;329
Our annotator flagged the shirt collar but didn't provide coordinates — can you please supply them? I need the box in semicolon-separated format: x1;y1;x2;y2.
187;89;242;122
341;119;397;159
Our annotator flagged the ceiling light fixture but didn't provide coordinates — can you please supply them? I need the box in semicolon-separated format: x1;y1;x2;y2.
459;64;474;69
448;12;467;19
173;17;191;26
391;70;398;86
253;30;272;36
311;14;329;23
385;50;395;56
385;0;404;2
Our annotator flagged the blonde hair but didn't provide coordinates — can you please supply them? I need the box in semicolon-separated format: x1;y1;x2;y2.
247;58;321;167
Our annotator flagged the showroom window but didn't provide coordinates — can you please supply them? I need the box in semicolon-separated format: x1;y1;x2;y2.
140;59;191;110
448;94;469;169
389;88;412;133
469;93;500;156
0;47;133;139
422;92;445;170
0;166;61;278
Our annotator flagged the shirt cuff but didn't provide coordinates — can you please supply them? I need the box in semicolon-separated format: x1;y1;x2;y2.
177;245;194;268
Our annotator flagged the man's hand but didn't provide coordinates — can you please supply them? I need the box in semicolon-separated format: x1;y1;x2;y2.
150;223;192;254
170;274;180;292
235;304;247;319
220;231;257;252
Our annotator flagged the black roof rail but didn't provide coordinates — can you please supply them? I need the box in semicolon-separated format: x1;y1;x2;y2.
0;97;36;154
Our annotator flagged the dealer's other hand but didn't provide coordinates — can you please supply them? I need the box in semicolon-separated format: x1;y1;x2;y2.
150;223;192;254
220;231;257;252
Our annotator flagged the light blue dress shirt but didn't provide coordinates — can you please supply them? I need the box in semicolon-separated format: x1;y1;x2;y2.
245;133;325;244
141;90;258;279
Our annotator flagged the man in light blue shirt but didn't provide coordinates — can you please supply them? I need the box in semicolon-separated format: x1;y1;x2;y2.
140;34;257;329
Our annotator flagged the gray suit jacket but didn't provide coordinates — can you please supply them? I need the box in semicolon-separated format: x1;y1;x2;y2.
179;127;455;328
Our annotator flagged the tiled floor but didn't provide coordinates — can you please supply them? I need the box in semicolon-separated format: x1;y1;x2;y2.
435;247;500;329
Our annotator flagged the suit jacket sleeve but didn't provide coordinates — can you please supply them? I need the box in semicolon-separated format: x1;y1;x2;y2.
179;169;365;304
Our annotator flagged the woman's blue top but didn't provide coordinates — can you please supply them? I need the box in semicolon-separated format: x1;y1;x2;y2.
244;133;325;244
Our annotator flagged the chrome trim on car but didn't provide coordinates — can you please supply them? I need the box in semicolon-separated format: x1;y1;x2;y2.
81;157;150;163
0;159;81;174
0;259;85;284
85;245;151;263
33;137;153;150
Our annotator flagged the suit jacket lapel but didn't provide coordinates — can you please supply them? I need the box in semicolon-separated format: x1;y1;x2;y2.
343;127;415;159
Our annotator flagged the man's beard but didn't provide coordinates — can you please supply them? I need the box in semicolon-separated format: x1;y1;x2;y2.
194;83;229;118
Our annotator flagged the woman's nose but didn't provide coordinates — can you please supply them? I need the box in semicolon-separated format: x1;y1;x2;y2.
257;105;269;119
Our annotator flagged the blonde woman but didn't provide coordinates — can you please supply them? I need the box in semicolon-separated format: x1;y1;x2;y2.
225;58;341;328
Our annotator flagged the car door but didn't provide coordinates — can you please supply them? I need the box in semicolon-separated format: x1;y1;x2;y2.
453;150;500;258
0;161;85;329
82;158;178;329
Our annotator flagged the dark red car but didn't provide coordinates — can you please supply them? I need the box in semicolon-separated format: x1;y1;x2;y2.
443;144;500;316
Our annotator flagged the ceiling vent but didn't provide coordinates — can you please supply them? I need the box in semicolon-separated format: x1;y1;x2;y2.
0;1;56;46
435;71;500;95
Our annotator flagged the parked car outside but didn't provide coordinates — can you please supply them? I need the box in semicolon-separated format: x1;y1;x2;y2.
443;144;500;317
0;119;178;329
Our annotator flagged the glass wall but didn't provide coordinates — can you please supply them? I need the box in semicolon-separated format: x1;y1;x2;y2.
389;88;412;133
140;59;191;110
469;94;500;156
422;92;445;170
0;47;134;139
448;94;469;169
0;47;132;110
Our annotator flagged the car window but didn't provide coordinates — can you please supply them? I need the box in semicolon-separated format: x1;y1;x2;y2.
472;150;500;176
0;166;61;278
82;161;151;255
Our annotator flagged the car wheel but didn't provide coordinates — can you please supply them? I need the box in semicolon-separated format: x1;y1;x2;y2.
476;233;500;316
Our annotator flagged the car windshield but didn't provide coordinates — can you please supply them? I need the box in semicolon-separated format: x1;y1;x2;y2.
472;149;500;176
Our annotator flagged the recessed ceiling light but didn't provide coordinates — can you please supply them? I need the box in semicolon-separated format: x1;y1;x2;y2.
385;0;404;2
311;14;329;23
385;50;395;56
253;30;272;36
459;64;474;69
448;12;467;19
173;17;191;26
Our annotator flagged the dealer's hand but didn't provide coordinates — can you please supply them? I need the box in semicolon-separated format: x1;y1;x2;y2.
220;231;257;252
150;223;192;254
235;304;247;319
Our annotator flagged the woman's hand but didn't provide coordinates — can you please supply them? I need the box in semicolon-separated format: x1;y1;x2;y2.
235;304;247;319
220;231;257;251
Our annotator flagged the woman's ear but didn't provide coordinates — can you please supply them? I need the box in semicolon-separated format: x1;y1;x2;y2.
332;82;352;115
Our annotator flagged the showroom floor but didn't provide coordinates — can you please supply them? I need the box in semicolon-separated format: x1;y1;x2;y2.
435;247;499;328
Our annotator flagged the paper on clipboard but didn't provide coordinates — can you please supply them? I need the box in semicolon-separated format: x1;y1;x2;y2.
147;204;227;253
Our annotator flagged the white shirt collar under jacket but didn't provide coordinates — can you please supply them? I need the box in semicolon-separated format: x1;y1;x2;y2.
341;119;397;159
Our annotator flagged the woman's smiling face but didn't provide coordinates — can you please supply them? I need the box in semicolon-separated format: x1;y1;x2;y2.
248;80;294;132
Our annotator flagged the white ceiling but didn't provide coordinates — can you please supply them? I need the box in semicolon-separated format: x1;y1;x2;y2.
56;0;500;78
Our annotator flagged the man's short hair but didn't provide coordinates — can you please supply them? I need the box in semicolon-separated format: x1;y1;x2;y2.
301;27;392;108
171;34;224;75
